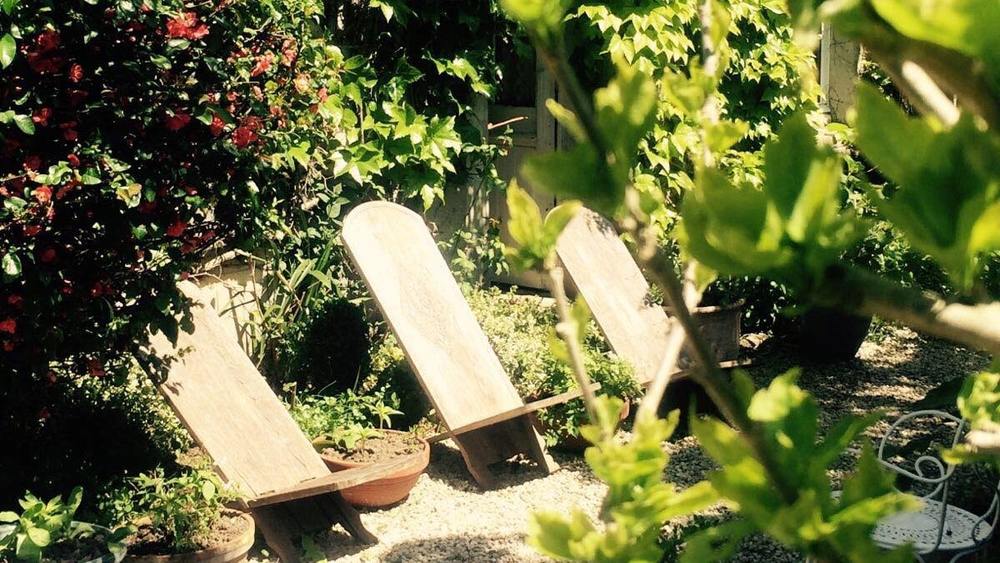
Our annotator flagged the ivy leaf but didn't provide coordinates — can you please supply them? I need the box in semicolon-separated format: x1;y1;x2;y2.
0;33;15;68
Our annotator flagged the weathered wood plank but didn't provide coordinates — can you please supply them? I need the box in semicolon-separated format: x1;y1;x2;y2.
342;202;526;431
248;454;426;508
146;282;330;500
556;208;674;385
425;384;601;443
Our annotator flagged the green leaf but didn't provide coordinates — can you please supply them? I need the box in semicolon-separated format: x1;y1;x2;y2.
2;252;20;278
506;180;543;247
0;511;17;522
25;526;50;547
520;143;619;215
13;114;34;135
0;33;15;68
541;200;581;247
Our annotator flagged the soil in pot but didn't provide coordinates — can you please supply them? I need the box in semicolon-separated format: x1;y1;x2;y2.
124;510;254;563
36;524;120;563
322;430;430;508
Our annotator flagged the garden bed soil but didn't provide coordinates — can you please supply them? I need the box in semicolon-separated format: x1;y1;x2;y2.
323;430;424;464
125;510;251;558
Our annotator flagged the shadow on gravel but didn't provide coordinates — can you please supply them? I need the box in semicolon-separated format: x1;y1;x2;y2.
423;440;602;492
378;533;532;562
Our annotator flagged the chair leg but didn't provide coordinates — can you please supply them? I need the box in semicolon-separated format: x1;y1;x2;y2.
253;506;302;563
324;492;378;544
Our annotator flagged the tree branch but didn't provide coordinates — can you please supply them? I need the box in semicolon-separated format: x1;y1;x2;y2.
818;266;1000;356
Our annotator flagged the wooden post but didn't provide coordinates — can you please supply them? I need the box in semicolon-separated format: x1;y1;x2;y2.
820;24;862;123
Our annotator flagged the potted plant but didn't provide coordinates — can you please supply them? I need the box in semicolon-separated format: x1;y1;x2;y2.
99;459;254;563
798;306;873;362
288;387;429;508
0;487;128;563
315;425;430;508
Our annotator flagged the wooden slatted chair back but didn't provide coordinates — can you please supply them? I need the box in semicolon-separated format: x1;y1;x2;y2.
146;282;330;500
556;207;673;385
342;202;525;431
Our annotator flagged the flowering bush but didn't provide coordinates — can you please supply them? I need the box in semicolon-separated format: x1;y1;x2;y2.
0;0;499;380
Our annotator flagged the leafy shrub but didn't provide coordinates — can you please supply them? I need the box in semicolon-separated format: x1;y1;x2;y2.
365;286;640;441
468;287;639;443
0;364;188;508
0;0;502;382
97;459;237;555
286;385;402;441
277;296;372;394
0;487;127;563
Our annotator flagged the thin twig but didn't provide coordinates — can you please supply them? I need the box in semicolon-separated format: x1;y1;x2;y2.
546;265;599;423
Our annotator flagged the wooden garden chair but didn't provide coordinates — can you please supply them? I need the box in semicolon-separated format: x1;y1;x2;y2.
142;282;419;563
342;201;580;488
555;207;743;386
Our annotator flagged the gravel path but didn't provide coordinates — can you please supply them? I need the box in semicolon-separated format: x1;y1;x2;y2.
250;326;992;562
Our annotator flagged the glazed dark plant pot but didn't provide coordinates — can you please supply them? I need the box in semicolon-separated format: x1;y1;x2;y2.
123;511;255;563
321;430;430;508
798;307;873;363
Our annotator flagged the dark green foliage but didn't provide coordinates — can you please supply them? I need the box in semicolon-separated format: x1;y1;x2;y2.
0;366;188;511
278;297;372;394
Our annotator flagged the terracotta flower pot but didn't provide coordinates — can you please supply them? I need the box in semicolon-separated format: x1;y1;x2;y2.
123;511;255;563
665;300;744;364
321;430;430;508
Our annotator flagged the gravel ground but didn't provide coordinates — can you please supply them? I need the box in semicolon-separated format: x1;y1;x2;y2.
249;325;993;562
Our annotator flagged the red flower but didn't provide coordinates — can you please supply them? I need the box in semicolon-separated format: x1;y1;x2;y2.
67;89;88;106
250;53;273;77
63;128;78;142
164;112;191;131
90;281;109;297
35;30;60;53
0;318;15;334
27;53;62;74
38;407;51;421
24;155;42;171
209;114;225;136
317;87;329;102
166;12;209;40
23;225;42;237
2;341;14;352
32;107;53;126
138;200;157;214
7;295;23;307
67;154;80;167
231;126;257;148
33;185;52;204
68;63;84;83
87;359;106;377
39;248;57;263
166;219;187;237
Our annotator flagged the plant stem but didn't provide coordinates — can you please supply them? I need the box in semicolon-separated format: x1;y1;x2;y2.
639;245;799;504
636;263;700;421
546;265;599;423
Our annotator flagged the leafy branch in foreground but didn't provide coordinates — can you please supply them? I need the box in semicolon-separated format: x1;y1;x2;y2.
500;0;1000;560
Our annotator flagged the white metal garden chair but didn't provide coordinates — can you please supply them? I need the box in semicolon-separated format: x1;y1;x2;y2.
860;410;1000;561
